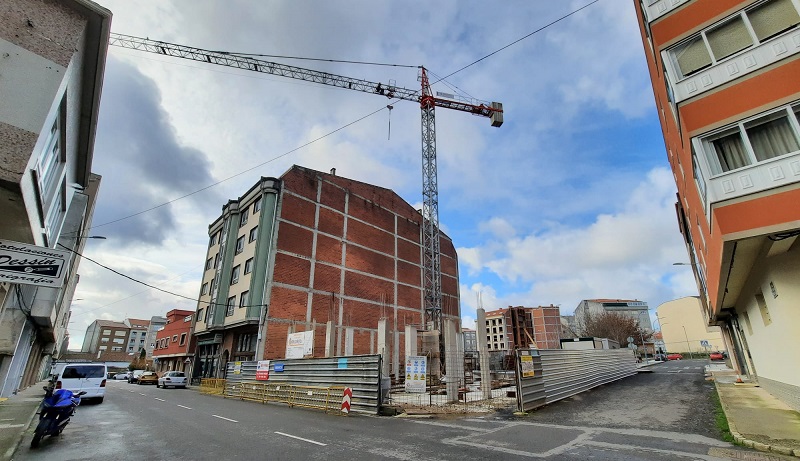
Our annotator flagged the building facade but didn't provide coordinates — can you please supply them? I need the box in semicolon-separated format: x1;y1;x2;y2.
152;309;195;375
634;0;800;409
192;166;461;380
123;318;149;355
81;320;130;354
657;297;724;354
0;0;110;397
143;315;166;358
574;299;653;332
483;306;562;351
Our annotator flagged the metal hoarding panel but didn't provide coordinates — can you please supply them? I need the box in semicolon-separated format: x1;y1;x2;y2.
515;351;546;412
538;349;636;405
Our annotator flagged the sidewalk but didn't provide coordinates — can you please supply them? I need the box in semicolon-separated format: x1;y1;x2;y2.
709;365;800;458
0;381;47;461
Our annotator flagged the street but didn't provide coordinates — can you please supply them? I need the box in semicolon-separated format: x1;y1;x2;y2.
14;361;770;460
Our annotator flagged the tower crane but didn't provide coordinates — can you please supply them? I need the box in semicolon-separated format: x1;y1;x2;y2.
108;33;503;333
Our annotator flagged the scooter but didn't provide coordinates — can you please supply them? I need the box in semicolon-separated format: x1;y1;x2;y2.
30;388;86;448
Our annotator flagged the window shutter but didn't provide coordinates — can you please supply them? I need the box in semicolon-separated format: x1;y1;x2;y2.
706;17;752;61
748;0;800;41
673;36;712;77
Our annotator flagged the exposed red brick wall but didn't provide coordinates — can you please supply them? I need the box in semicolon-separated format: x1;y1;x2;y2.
349;195;395;233
397;239;420;264
264;321;289;359
346;219;394;255
281;168;318;201
273;253;311;287
318;207;344;236
342;299;384;329
346;245;394;280
311;293;338;323
344;270;394;304
281;193;316;229
315;234;342;265
276;222;313;257
397;284;422;310
397;218;420;242
397;260;420;286
269;286;307;321
320;181;345;212
312;262;341;294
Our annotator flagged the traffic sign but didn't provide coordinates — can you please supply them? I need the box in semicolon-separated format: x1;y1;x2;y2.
700;340;709;347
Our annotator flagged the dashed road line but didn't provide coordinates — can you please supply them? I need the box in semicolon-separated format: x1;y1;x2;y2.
667;370;681;373
275;431;327;446
154;398;165;402
177;404;192;410
139;393;147;396
212;414;238;423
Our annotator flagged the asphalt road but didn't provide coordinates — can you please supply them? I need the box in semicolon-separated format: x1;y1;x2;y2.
14;360;769;460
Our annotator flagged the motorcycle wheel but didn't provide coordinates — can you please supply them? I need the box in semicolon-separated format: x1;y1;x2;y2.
30;430;43;448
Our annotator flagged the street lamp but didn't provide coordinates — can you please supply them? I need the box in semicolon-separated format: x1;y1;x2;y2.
682;325;694;359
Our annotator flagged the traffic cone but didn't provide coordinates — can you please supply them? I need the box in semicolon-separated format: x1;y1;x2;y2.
735;375;743;383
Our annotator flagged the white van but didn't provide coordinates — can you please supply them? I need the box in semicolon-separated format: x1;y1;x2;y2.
55;363;107;403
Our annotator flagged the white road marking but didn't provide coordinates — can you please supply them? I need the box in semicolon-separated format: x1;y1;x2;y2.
275;431;327;446
667;370;681;373
154;398;165;402
212;415;238;423
139;393;147;396
129;390;135;393
0;423;25;429
177;404;192;410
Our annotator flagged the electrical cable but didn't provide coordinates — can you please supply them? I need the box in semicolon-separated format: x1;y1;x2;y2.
219;50;418;69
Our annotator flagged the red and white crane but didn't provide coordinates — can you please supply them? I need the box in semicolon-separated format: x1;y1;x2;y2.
108;33;503;331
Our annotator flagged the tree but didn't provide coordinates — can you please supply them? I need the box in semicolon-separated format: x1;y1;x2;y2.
128;348;147;371
578;310;651;348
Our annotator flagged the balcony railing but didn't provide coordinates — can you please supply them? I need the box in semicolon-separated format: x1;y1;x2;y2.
644;0;690;22
704;150;800;205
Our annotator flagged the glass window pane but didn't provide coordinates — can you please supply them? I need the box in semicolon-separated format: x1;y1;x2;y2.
672;36;712;77
711;131;750;172
706;16;753;61
745;112;800;161
748;0;800;42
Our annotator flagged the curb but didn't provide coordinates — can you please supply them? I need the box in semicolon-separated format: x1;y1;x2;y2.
714;382;800;458
2;403;38;461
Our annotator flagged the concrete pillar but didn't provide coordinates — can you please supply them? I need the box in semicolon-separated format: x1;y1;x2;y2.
344;327;354;356
324;321;335;357
377;318;390;378
444;318;462;402
476;308;492;399
405;325;417;358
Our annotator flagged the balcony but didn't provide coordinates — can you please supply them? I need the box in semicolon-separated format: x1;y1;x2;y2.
705;151;800;205
643;0;690;22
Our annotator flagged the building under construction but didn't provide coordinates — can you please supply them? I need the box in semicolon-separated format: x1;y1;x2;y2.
192;166;461;380
484;305;562;351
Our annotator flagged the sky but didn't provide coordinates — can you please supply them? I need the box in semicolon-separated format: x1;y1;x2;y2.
68;0;699;349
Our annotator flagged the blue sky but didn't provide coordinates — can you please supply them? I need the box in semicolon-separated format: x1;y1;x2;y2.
68;1;698;347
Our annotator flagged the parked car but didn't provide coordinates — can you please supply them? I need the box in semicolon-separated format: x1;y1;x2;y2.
157;371;187;389
113;372;129;380
667;353;683;361
138;371;159;385
710;351;725;361
128;370;145;383
53;363;107;403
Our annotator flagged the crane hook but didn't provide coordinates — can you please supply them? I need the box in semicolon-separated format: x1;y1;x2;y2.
387;105;394;140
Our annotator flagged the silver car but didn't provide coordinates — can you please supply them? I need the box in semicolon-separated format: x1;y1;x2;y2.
157;371;187;389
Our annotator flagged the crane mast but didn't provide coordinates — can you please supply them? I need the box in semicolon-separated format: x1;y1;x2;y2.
108;33;503;333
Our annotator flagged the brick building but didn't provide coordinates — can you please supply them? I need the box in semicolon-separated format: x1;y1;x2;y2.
634;0;800;408
193;166;460;379
152;309;196;374
483;305;562;351
81;320;130;354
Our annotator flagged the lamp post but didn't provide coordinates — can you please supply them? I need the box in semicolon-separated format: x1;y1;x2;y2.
682;325;694;359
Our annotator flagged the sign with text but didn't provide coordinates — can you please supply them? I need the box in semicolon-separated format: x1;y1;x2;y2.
256;360;270;380
285;330;314;359
520;355;535;378
0;240;69;287
404;356;427;393
233;361;242;374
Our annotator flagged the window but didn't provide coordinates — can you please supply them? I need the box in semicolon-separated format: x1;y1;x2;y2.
699;103;800;175
113;338;124;344
102;329;111;335
209;232;218;246
668;0;800;79
114;331;126;336
244;258;254;274
755;291;772;326
235;236;245;254
180;333;187;346
111;347;123;352
239;291;249;308
240;208;249;226
201;283;209;296
184;315;192;322
226;296;236;316
205;258;213;271
231;265;241;285
101;337;109;343
172;335;178;343
214;253;220;268
249;226;258;242
253;197;262;212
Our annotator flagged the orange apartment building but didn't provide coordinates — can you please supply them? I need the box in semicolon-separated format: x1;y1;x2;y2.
152;309;196;374
634;0;800;409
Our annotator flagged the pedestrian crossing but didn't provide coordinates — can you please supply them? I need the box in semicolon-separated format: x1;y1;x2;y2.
666;366;703;373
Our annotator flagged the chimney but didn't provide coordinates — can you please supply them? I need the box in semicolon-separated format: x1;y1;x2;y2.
330;168;336;176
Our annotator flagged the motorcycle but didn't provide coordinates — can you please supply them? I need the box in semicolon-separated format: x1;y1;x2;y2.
30;388;86;448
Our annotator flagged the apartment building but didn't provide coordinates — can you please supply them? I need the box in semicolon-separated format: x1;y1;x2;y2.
657;297;725;354
123;318;150;354
0;0;110;397
192;166;461;380
634;0;800;409
143;315;167;358
574;299;653;332
81;320;130;354
152;309;196;374
483;306;562;351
